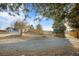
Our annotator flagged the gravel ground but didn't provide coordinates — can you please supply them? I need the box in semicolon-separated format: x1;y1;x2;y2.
0;33;78;56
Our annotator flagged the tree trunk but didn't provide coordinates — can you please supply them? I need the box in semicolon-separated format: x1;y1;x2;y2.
20;29;23;37
19;29;22;37
62;32;65;38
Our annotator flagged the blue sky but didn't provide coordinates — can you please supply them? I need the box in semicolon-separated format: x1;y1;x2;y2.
26;6;54;31
0;6;54;31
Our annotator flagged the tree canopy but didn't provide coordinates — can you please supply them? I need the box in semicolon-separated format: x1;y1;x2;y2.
0;3;29;21
0;3;79;30
32;3;79;29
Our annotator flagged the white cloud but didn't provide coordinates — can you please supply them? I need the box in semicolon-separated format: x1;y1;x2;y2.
42;26;53;31
27;16;53;31
0;12;17;29
35;15;43;19
0;12;53;31
35;15;47;20
0;11;26;29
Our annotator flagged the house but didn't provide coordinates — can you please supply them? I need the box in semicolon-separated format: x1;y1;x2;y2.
6;27;14;32
6;27;17;32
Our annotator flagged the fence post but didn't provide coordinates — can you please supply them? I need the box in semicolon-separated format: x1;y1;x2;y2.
77;31;79;38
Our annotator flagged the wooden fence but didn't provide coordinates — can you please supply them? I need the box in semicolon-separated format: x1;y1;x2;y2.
67;31;79;38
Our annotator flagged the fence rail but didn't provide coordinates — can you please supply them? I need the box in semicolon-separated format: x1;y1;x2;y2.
67;31;79;38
